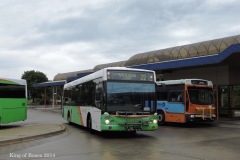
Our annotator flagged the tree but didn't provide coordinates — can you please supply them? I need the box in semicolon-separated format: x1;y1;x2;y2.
21;70;48;102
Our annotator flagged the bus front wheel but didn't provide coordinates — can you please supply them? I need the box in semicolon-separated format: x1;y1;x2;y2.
157;111;165;125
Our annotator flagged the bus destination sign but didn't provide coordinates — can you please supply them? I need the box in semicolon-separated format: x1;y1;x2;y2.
107;71;154;81
191;80;208;85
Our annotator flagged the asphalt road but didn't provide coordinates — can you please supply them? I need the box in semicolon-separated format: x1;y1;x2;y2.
0;108;240;160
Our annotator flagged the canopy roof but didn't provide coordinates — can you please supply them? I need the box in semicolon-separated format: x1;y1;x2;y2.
125;35;240;67
93;61;126;72
32;80;66;87
53;69;93;81
130;44;240;71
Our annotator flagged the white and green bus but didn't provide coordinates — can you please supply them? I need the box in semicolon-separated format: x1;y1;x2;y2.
0;77;27;124
62;67;158;132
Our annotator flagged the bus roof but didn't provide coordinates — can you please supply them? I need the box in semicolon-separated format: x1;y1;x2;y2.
0;77;27;85
156;79;213;86
64;67;155;89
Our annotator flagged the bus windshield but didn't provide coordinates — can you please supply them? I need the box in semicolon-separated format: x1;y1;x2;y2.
106;82;155;112
188;87;213;105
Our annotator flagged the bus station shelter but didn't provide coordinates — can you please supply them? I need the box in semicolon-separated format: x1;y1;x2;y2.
32;80;66;109
33;69;93;108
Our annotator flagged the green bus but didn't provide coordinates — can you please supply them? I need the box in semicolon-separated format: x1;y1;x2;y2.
0;77;27;124
62;67;158;133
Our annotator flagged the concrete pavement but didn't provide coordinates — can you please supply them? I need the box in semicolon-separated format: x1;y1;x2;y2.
28;105;62;113
0;124;66;146
0;105;65;146
1;105;240;147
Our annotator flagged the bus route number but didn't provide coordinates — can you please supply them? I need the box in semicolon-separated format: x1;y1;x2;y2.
140;74;147;81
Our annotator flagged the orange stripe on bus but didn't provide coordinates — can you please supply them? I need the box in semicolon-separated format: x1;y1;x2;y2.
78;106;84;125
165;113;186;123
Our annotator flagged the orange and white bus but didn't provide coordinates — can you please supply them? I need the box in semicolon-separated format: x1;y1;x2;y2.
156;79;216;124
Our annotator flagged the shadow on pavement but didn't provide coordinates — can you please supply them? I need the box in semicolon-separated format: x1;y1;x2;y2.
67;122;155;139
161;122;217;128
0;124;22;130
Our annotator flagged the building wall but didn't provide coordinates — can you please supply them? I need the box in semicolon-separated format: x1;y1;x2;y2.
229;66;240;85
161;66;229;85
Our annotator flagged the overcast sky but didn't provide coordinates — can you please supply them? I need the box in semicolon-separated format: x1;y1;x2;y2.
1;0;240;80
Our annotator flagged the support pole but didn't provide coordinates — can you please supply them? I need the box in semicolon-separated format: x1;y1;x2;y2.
216;85;219;120
52;87;54;109
44;87;46;109
55;87;57;108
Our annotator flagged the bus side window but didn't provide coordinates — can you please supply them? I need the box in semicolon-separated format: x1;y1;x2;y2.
95;83;103;108
177;92;183;102
170;92;177;102
63;90;73;106
78;82;95;106
64;97;69;104
170;91;182;102
96;87;102;102
186;91;189;112
157;91;168;101
157;85;168;101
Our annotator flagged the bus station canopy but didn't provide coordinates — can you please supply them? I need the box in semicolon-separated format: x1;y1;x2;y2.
33;70;93;87
125;35;240;67
32;80;66;87
129;43;240;71
53;69;93;81
90;35;240;73
93;61;126;72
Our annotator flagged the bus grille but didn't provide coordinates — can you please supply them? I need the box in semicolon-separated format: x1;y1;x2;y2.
195;107;216;119
116;111;150;116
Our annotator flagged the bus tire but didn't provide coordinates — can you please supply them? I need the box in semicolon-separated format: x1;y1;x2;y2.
87;114;93;133
130;130;137;134
157;111;165;125
67;112;72;125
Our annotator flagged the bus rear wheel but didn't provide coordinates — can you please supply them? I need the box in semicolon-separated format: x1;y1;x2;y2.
67;112;72;125
157;111;165;125
87;115;93;133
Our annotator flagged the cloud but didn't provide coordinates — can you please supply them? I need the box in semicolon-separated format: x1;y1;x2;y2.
0;0;240;79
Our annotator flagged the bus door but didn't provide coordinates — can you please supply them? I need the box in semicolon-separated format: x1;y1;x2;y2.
185;85;198;121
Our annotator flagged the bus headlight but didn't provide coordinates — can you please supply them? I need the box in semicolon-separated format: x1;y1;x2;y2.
104;112;109;115
105;119;110;125
153;119;158;124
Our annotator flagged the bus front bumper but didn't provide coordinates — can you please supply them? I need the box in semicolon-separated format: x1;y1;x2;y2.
186;114;216;122
101;122;158;132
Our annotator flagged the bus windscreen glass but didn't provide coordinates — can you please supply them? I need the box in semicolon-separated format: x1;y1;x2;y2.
188;87;213;105
106;82;155;112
